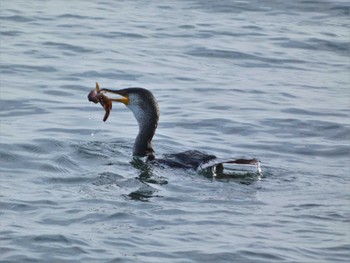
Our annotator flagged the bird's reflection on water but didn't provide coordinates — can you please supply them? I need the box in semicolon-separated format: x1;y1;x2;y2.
128;157;167;201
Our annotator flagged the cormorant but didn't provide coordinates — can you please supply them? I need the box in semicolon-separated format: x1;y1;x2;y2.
88;83;261;174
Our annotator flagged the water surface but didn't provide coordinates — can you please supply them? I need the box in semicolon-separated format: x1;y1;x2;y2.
1;1;350;262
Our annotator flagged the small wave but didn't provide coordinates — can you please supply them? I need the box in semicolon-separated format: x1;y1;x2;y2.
44;175;93;184
277;38;350;56
43;89;72;97
70;70;141;81
0;99;48;118
92;31;147;39
0;15;33;22
0;30;22;36
0;64;57;74
187;47;306;65
57;14;94;20
190;1;268;13
42;41;92;53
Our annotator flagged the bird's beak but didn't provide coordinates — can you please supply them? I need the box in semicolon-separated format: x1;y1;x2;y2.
96;82;129;105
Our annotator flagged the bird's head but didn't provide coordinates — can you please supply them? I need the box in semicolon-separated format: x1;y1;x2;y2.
98;86;160;129
90;83;159;156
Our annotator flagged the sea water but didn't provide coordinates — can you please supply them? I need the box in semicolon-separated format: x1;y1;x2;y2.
1;1;349;262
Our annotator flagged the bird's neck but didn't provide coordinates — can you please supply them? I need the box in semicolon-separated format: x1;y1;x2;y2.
133;117;158;157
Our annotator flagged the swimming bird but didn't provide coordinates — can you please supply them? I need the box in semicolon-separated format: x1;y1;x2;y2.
88;83;260;174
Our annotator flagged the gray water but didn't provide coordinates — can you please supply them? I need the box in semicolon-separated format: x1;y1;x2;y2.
1;1;350;262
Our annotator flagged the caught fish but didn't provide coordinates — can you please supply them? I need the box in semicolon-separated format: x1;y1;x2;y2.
88;82;112;122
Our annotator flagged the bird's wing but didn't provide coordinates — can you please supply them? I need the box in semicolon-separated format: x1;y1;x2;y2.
199;157;262;175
